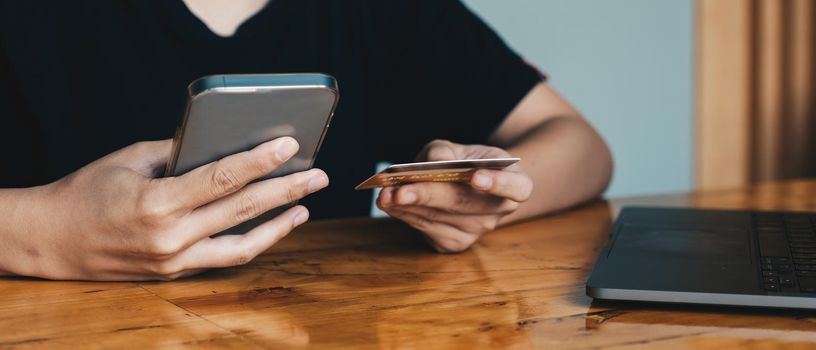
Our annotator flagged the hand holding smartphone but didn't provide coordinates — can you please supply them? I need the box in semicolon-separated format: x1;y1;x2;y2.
166;73;339;235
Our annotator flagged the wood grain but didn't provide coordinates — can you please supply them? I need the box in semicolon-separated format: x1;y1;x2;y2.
5;180;816;349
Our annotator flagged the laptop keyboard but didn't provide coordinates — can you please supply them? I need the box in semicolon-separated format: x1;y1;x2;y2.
754;212;816;294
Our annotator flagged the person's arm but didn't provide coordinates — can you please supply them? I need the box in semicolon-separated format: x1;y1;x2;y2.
377;82;612;252
490;82;612;223
0;186;49;277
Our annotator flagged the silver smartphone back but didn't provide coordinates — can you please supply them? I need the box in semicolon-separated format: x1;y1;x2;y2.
166;73;338;235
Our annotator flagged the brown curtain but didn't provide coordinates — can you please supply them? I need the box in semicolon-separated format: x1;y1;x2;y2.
697;0;816;190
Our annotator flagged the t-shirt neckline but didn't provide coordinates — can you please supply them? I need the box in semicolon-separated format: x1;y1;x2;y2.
156;0;279;45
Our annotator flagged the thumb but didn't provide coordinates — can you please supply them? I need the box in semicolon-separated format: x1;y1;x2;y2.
416;139;461;162
113;139;173;177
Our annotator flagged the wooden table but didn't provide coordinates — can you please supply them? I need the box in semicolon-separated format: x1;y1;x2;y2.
4;180;816;349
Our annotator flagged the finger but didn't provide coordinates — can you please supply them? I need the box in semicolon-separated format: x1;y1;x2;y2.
159;137;300;210
171;205;309;270
387;209;477;253
416;139;460;162
386;205;499;234
376;186;397;208
470;169;534;202
183;168;327;240
389;182;518;214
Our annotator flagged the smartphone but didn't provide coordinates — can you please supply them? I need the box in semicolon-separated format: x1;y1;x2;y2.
166;73;339;235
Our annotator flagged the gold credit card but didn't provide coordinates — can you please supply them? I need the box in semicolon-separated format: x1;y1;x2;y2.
354;157;520;190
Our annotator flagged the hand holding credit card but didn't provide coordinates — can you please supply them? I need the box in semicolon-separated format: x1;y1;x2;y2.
355;157;520;190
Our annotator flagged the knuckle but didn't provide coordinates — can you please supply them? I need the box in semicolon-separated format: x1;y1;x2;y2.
144;235;182;258
235;193;263;222
135;190;174;226
498;200;519;214
478;218;498;232
150;261;180;277
130;141;155;157
285;186;299;203
210;164;243;195
143;257;181;277
430;139;452;148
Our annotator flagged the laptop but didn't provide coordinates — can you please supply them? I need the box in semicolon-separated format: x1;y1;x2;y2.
586;206;816;309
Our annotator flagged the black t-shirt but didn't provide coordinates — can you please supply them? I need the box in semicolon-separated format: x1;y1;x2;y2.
0;0;541;219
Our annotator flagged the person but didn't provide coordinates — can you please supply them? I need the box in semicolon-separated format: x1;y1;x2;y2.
0;0;612;280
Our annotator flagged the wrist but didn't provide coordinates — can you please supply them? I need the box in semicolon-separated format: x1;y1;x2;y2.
0;184;57;277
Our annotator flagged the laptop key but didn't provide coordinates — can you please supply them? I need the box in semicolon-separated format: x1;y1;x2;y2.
798;270;816;277
763;276;777;284
789;229;813;235
758;233;790;257
790;243;816;248
797;265;816;271
762;270;778;277
774;264;792;271
761;257;790;264
780;276;795;286
787;232;815;238
764;283;780;292
795;259;816;264
793;253;816;259
792;247;816;253
762;264;792;271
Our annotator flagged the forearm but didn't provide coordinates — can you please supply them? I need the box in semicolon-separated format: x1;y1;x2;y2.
0;186;53;276
499;116;612;224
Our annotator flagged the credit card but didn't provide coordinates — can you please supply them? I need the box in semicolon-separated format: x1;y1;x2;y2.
354;157;520;190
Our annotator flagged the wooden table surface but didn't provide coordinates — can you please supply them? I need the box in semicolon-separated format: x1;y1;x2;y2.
5;180;816;349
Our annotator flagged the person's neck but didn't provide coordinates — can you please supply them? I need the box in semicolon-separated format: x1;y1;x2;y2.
181;0;270;37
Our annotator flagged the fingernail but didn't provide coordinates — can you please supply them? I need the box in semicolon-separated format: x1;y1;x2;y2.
473;173;493;189
276;138;298;162
293;209;309;226
308;175;329;192
399;191;417;205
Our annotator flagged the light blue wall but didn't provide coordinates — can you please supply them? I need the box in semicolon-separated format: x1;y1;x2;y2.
462;0;694;197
